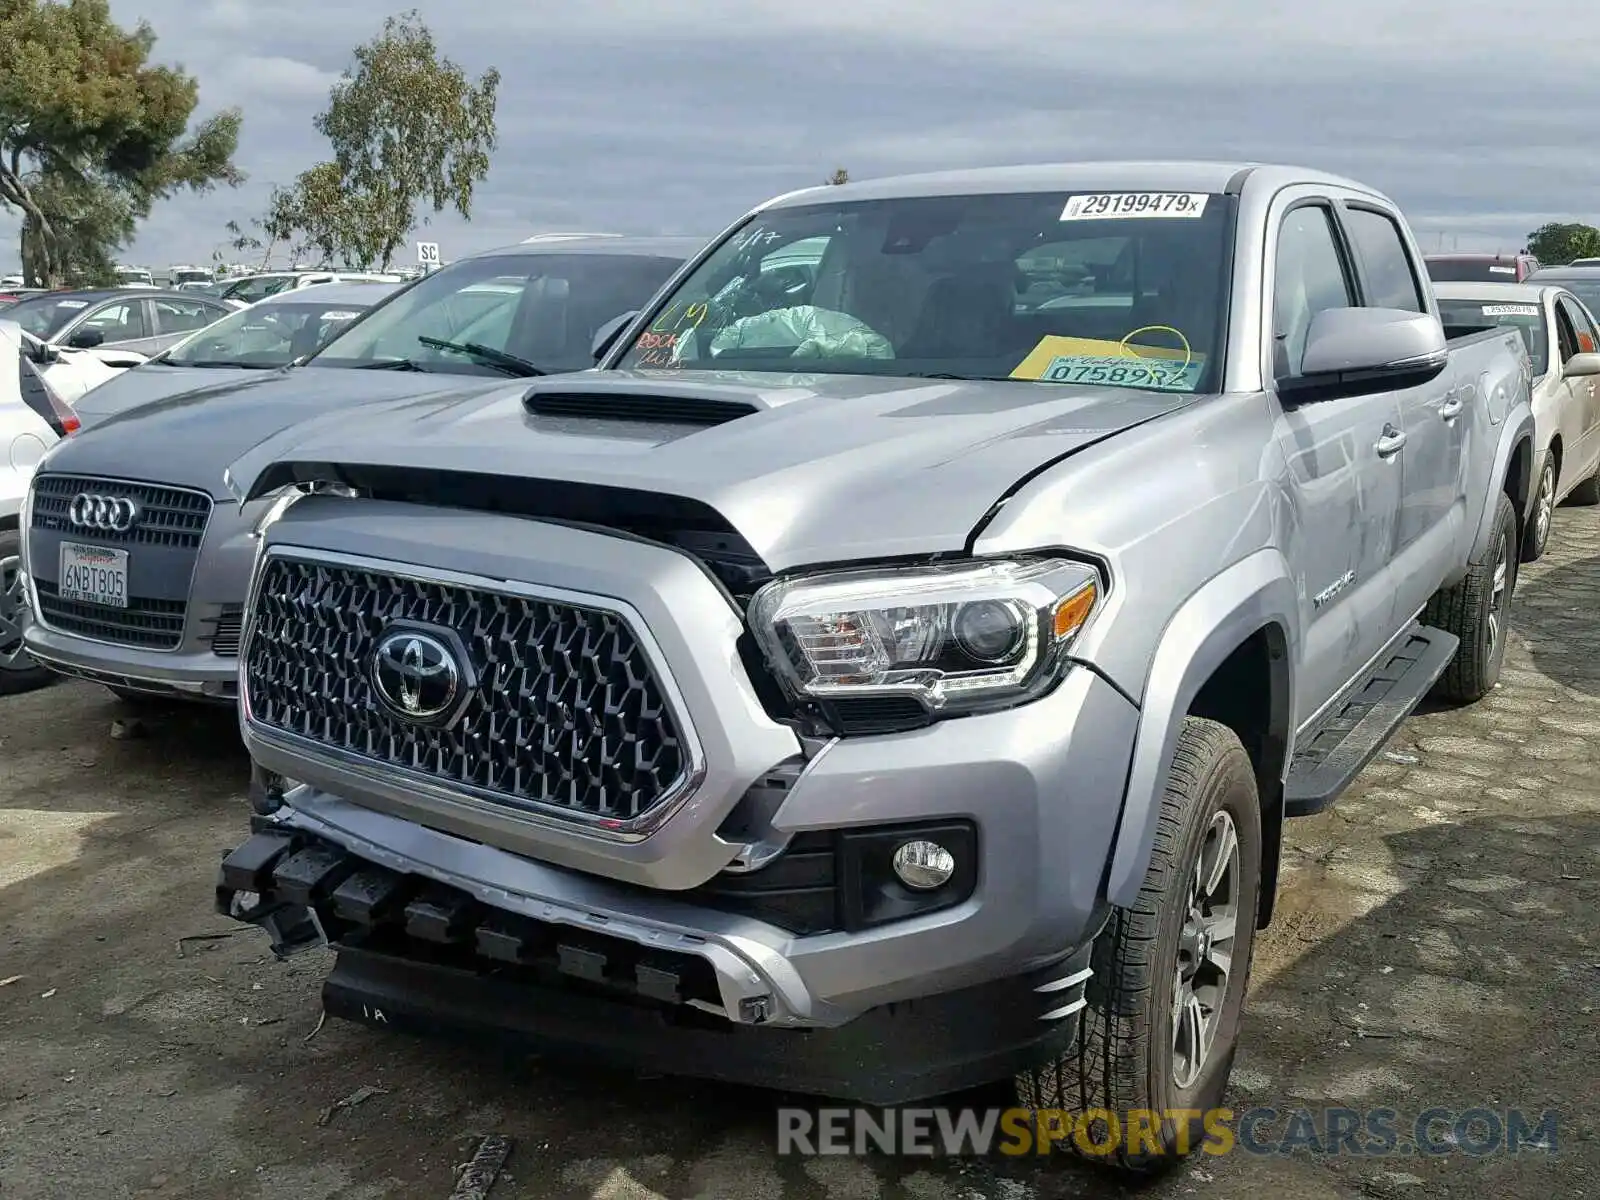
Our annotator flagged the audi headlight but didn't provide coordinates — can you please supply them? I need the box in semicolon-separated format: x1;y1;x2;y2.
747;557;1101;716
249;481;360;541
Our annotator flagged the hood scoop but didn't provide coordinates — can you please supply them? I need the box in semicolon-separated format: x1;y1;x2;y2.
523;390;760;426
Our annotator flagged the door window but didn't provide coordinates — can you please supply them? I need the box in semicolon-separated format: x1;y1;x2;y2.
1557;295;1598;356
80;301;149;341
1554;303;1581;362
154;299;226;335
1343;206;1425;312
1273;205;1354;378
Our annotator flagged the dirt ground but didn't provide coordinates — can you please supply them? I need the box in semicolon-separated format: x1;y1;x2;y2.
2;511;1597;1200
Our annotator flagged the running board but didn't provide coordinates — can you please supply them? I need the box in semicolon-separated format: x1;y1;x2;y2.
1284;624;1459;817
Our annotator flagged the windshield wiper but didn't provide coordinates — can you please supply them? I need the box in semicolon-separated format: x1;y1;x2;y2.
903;371;1025;382
355;358;429;371
180;360;281;369
417;335;546;376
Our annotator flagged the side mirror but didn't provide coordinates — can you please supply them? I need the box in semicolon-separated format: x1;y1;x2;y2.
1564;352;1600;378
23;338;58;365
1279;307;1448;403
592;310;638;362
67;328;105;349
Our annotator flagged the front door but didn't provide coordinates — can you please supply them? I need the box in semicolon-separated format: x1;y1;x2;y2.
1555;294;1600;484
1267;200;1406;727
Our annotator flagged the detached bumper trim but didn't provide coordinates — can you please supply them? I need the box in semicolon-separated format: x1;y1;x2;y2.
322;942;1085;1105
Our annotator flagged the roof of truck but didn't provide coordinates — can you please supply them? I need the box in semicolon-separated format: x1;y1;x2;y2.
471;235;707;260
763;161;1386;208
1432;281;1550;301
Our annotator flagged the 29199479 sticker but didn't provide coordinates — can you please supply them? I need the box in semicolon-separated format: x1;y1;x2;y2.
1061;192;1210;220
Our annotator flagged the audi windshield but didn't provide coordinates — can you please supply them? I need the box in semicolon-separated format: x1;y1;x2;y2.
614;190;1235;393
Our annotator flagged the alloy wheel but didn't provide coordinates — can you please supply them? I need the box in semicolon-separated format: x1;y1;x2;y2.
0;554;33;673
1172;809;1240;1091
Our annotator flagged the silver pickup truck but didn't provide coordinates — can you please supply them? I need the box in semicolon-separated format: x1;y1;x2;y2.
214;162;1534;1174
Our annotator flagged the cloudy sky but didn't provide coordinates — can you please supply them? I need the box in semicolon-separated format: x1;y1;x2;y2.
2;0;1594;272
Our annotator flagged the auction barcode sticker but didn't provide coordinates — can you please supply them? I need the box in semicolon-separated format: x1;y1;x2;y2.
1061;193;1209;220
1482;304;1539;316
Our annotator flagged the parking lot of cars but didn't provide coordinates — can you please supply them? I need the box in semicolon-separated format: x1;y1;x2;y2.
3;164;1600;1198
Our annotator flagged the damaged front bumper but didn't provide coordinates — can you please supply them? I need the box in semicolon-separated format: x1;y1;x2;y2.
216;813;1095;1105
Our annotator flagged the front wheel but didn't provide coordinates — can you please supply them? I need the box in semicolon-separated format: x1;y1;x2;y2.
1521;457;1555;562
1016;717;1262;1174
0;530;54;697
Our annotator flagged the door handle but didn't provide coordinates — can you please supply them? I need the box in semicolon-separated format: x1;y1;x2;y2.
1375;426;1407;457
1439;395;1463;420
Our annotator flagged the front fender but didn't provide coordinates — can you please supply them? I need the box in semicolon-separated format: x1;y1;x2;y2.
1468;403;1535;565
1105;549;1299;909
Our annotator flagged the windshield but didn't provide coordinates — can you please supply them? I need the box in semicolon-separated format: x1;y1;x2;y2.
1426;257;1521;282
614;191;1235;391
2;294;94;340
1532;276;1600;312
1437;297;1547;375
309;252;683;375
220;274;300;304
161;297;375;368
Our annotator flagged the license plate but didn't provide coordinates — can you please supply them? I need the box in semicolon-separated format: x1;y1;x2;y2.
59;541;129;608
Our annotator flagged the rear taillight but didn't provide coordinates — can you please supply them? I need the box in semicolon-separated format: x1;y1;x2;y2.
17;355;80;435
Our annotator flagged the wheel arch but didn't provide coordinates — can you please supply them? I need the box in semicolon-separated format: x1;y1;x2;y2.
1104;550;1298;929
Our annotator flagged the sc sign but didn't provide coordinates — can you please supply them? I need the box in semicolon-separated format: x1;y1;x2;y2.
416;241;441;267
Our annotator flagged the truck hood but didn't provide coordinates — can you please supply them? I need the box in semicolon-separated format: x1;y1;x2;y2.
227;369;1204;569
40;367;513;498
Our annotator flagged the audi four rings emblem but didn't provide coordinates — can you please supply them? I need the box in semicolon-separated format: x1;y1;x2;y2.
68;493;142;532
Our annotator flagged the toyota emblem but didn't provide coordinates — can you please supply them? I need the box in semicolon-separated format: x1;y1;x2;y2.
371;628;464;722
68;493;142;533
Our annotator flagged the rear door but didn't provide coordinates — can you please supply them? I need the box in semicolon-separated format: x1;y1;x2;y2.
150;297;230;351
1340;201;1464;620
1267;195;1407;725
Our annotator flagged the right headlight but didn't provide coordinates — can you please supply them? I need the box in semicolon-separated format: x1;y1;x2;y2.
747;557;1101;717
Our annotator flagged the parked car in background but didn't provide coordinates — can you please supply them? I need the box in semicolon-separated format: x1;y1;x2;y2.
69;281;400;427
0;287;50;309
2;288;235;404
1425;252;1541;282
18;235;701;706
212;163;1535;1175
1435;280;1600;560
0;319;79;694
113;265;156;288
1526;263;1600;314
214;270;405;309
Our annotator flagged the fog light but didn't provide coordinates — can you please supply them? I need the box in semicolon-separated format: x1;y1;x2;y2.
892;840;956;890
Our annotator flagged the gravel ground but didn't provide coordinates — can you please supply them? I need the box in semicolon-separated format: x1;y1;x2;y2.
2;507;1597;1200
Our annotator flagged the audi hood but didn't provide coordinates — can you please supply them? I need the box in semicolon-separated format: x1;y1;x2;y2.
36;368;517;498
223;368;1204;570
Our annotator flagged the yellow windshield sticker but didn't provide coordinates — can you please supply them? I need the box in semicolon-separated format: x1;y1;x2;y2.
1012;328;1205;392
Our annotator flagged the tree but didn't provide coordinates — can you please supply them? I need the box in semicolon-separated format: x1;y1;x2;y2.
266;12;499;271
0;0;244;286
1524;222;1600;266
827;167;849;185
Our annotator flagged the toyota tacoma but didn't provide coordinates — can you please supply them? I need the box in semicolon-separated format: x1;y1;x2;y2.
213;162;1534;1173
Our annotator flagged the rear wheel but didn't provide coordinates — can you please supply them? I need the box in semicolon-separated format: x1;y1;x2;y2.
1426;491;1517;704
0;529;54;697
1016;717;1261;1174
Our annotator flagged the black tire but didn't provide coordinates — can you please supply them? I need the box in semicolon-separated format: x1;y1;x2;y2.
1520;456;1555;562
0;528;54;697
1016;717;1262;1174
1424;491;1517;704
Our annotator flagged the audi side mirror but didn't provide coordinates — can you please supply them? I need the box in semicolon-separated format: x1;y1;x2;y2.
67;328;105;349
592;310;638;362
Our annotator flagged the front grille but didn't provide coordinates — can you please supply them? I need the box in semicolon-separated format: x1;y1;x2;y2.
211;606;244;657
244;556;690;827
29;474;213;549
33;581;187;649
